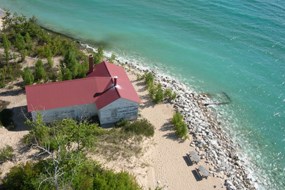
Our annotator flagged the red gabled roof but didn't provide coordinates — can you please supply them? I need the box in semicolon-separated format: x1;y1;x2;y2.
26;61;140;112
89;62;141;109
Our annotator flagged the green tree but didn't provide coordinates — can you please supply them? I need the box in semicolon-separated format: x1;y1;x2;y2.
34;59;47;81
0;68;6;88
2;34;11;65
47;56;54;68
93;46;104;64
24;33;33;51
154;84;164;103
62;68;72;80
77;61;88;78
63;48;79;78
15;33;25;51
22;68;34;85
171;112;188;140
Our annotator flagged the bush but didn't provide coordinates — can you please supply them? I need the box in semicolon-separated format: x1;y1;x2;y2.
22;67;34;85
93;46;104;64
143;72;176;103
171;112;188;140
62;67;72;80
34;59;47;81
122;119;154;137
2;152;141;190
144;72;154;88
153;84;164;103
164;88;176;101
0;145;14;164
24;116;104;151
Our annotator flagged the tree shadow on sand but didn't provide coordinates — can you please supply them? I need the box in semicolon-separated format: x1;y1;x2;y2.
160;121;185;143
0;88;25;97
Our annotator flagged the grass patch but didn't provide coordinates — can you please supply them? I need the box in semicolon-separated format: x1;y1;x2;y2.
121;119;154;137
0;145;14;164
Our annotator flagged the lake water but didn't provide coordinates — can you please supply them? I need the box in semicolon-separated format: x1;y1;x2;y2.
0;0;284;189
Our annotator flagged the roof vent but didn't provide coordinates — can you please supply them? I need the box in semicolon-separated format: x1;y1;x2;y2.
113;76;118;87
88;54;94;74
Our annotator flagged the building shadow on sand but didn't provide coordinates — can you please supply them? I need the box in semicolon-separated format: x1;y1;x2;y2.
11;106;31;131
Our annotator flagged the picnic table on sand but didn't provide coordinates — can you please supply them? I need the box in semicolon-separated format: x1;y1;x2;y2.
187;151;200;164
197;165;209;179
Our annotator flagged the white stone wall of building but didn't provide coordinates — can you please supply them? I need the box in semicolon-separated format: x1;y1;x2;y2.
98;98;138;125
32;104;97;123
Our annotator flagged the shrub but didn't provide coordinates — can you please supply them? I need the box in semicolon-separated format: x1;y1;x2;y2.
62;68;72;80
2;33;11;64
153;84;164;103
22;67;34;85
34;59;47;81
93;46;104;64
144;72;154;88
164;88;176;101
171;112;183;125
2;152;141;190
171;112;188;140
115;119;130;128
123;119;154;137
15;33;25;52
0;145;14;164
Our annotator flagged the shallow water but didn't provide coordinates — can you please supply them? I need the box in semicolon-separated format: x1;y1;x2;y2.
0;0;284;189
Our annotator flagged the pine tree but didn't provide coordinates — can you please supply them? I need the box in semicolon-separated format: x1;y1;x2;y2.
22;68;34;85
93;46;104;64
2;34;11;65
24;33;33;52
34;60;47;81
15;33;25;52
62;68;72;80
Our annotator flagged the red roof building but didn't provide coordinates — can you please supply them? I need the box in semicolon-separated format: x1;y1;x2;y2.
25;59;140;125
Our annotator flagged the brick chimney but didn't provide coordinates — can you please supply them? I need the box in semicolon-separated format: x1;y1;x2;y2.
88;54;94;73
113;76;118;87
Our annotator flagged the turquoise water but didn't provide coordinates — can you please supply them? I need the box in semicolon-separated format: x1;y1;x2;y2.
1;0;284;189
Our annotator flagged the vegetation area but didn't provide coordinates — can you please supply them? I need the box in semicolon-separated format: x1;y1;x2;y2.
0;115;155;189
0;12;104;87
142;72;176;104
2;151;140;190
171;112;188;140
116;119;154;137
0;145;14;164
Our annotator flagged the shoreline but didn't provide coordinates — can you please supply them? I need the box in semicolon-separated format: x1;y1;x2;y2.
0;12;257;189
82;43;258;190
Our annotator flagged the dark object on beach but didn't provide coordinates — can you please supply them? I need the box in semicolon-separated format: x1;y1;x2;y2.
197;165;209;179
191;169;202;181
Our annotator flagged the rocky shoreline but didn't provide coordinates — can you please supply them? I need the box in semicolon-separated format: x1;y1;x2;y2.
123;63;256;190
82;43;257;190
